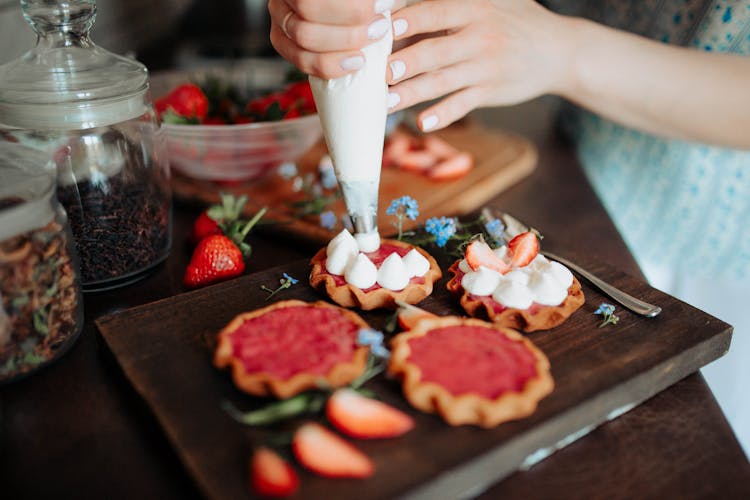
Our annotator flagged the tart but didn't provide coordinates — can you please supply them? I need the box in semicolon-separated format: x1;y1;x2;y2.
214;300;370;399
388;316;553;427
309;238;442;310
447;260;585;332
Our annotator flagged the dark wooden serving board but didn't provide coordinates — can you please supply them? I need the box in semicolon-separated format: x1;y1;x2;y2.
96;254;731;500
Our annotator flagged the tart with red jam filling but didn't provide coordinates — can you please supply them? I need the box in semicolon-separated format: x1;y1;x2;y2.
388;316;553;427
447;234;584;332
309;234;441;310
214;300;370;399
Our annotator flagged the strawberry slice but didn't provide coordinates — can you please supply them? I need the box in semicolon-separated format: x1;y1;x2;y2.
250;447;299;498
507;231;539;268
465;240;511;274
292;422;374;478
428;152;474;180
396;301;437;331
422;135;459;159
398;150;437;172
326;388;415;439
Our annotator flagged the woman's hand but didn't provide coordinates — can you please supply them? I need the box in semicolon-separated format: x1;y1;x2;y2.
386;0;572;131
269;0;405;78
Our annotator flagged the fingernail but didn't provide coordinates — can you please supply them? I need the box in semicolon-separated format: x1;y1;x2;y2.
421;114;438;131
390;60;406;80
393;18;408;37
368;18;389;40
387;92;400;109
374;0;394;14
341;55;365;71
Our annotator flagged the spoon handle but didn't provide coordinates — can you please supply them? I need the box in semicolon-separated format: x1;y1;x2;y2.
543;251;662;317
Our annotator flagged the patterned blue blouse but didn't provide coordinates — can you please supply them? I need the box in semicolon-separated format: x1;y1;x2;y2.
545;1;750;282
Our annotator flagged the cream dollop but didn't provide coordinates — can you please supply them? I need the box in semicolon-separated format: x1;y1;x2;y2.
324;229;425;291
355;230;381;253
527;272;568;306
458;249;574;308
461;266;502;296
327;229;358;256
345;253;378;289
377;253;410;291
402;248;430;278
492;279;535;309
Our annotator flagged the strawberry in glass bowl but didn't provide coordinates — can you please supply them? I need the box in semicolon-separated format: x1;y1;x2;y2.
150;60;322;182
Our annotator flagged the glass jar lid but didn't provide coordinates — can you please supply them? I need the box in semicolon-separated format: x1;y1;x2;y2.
0;0;149;130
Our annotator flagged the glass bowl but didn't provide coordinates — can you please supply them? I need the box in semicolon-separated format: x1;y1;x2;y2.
150;60;323;182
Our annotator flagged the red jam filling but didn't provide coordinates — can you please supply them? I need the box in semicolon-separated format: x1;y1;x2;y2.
323;243;425;292
450;266;542;314
228;306;360;379
406;325;539;398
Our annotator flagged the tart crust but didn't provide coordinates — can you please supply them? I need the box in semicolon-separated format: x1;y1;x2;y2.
446;260;585;332
388;316;553;428
214;300;370;399
309;238;442;310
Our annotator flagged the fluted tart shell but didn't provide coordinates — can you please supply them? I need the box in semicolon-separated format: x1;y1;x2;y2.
309;238;442;310
388;316;553;428
214;300;370;399
446;260;585;332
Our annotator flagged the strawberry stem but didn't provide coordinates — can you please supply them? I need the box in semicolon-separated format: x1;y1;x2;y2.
238;206;267;239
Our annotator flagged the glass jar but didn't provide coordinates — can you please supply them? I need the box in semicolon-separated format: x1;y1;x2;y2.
0;142;84;383
0;0;172;291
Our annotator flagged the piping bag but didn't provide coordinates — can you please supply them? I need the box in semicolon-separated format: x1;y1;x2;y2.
309;11;393;252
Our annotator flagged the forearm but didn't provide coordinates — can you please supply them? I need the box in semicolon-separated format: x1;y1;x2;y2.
558;16;750;149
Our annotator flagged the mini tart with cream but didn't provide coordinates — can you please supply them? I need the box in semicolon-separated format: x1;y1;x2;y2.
309;230;442;310
214;300;370;399
388;316;553;427
447;234;584;332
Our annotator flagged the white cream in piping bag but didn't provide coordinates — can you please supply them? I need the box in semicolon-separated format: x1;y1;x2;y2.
309;11;393;253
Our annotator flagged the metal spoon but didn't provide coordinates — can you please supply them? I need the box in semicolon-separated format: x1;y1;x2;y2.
481;208;662;318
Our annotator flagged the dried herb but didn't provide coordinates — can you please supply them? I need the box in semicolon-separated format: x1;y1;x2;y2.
0;218;82;382
56;133;171;288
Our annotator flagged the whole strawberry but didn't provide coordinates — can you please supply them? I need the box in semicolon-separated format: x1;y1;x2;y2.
184;205;267;288
189;193;248;245
184;235;245;288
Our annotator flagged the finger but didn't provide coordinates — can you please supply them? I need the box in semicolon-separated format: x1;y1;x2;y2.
270;24;366;78
270;0;390;52
386;60;479;113
284;0;393;24
416;86;486;131
390;0;477;39
387;31;477;83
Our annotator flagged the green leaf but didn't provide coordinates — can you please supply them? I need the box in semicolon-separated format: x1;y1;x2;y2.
221;392;326;426
264;101;284;121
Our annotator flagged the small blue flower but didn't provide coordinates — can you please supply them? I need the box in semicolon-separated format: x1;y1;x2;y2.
357;328;390;359
425;216;457;247
594;303;619;328
319;210;337;230
278;162;298;179
484;218;506;245
386;196;419;220
282;272;299;285
594;303;616;316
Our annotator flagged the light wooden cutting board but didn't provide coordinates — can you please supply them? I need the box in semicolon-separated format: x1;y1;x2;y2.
171;119;537;244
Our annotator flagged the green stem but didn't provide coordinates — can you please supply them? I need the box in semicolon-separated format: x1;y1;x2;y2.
222;392;325;425
239;206;268;239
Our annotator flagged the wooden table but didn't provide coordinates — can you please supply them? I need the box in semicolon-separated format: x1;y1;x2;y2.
2;99;749;499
